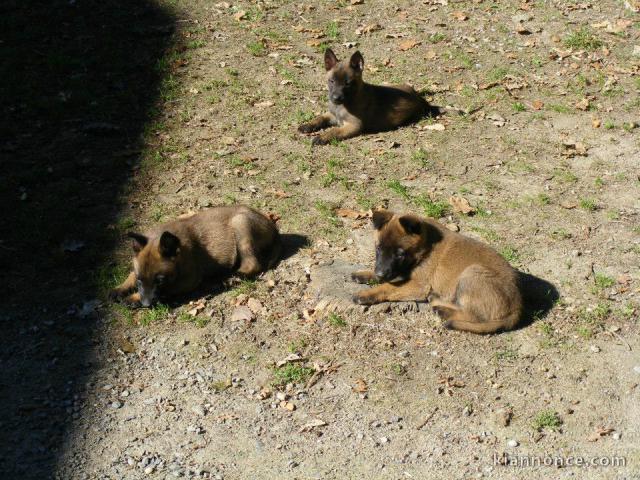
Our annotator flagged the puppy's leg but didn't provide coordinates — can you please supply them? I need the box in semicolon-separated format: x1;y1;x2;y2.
313;122;360;145
298;113;336;133
353;281;428;305
109;271;137;300
123;292;141;306
351;270;377;284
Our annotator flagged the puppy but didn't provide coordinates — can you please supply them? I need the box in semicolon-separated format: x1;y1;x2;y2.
351;210;522;334
298;49;437;145
110;205;281;306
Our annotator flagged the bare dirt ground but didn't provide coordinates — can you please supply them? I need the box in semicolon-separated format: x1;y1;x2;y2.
2;0;640;479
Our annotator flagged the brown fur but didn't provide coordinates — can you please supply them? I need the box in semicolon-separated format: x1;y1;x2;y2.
352;210;522;334
298;49;436;145
110;205;281;306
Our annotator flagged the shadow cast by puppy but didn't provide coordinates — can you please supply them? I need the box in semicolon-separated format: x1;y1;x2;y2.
516;271;560;329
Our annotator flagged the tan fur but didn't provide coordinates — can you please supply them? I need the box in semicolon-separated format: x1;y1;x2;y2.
352;210;522;334
299;49;435;145
110;205;280;306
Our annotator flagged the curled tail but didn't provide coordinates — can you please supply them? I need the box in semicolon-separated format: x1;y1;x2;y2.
431;299;520;334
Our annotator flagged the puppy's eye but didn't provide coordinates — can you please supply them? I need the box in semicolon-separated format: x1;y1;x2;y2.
155;275;165;285
329;78;335;84
396;248;405;257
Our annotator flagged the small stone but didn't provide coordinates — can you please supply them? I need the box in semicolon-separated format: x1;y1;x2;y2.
230;305;254;322
111;401;123;409
590;345;600;353
247;298;263;314
634;366;640;375
144;466;155;474
192;405;206;416
446;223;460;232
507;439;519;448
612;432;621;440
379;436;389;444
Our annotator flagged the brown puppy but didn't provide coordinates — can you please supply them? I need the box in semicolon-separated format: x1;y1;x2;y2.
351;210;522;334
299;49;437;145
110;205;281;306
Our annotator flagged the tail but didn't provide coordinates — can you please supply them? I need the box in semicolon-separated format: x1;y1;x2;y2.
431;300;520;334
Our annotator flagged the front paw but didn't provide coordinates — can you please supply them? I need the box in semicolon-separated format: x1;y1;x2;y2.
122;293;141;307
352;291;378;305
109;288;128;301
312;135;330;146
351;271;373;284
298;122;317;133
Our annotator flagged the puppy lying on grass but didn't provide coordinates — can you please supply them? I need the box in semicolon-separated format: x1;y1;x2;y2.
352;210;522;334
110;205;281;307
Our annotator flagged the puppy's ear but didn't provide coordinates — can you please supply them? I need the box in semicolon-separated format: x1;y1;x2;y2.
324;48;338;71
372;209;394;230
398;215;423;236
159;231;180;258
349;51;364;73
127;232;148;253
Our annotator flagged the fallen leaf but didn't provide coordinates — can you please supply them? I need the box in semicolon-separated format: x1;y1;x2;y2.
266;212;281;223
561;141;588;157
299;418;327;432
335;208;367;219
592;117;601;128
353;378;368;393
233;10;247;21
587;426;615;442
254;100;274;108
280;400;296;411
451;10;468;20
399;39;421;51
276;353;306;367
230;305;254;322
449;196;476;215
532;100;544;110
575;98;590;111
355;23;382;35
423;123;445;131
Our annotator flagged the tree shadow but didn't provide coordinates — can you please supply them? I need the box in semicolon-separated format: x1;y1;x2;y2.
516;271;560;329
0;0;175;477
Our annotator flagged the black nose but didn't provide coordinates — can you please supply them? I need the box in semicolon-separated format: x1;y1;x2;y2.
374;268;389;281
331;95;344;104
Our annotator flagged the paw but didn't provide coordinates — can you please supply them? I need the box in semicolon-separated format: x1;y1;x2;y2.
351;272;371;284
352;292;377;305
312;135;329;146
109;288;127;301
298;123;317;133
122;293;141;307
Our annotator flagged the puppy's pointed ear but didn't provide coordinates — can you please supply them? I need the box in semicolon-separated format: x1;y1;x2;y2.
159;231;180;258
324;48;338;71
398;215;423;235
349;51;364;73
127;232;148;253
372;209;394;230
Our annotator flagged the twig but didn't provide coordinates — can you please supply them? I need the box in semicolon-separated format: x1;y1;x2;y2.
416;407;439;430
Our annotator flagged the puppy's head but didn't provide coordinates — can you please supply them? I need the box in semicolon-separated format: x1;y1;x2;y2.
323;48;364;105
127;231;181;306
370;209;439;282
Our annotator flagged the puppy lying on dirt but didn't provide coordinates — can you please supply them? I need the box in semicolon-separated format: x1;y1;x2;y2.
110;205;281;307
351;209;522;334
299;48;438;145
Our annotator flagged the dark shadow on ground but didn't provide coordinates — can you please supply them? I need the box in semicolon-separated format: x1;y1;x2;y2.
0;1;175;477
279;233;310;262
517;272;560;329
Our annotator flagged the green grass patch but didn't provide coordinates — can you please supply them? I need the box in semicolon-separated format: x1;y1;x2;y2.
499;246;520;264
564;28;603;51
247;41;266;56
327;313;347;327
532;410;562;431
325;21;339;40
139;303;170;326
414;195;448;218
273;364;314;385
579;198;597;212
230;279;257;297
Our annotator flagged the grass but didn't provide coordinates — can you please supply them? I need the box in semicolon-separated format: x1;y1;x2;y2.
387;180;410;200
499;246;520;264
230;279;257;297
415;195;448;218
411;148;431;168
593;273;615;290
327;313;347;327
512;102;526;112
314;200;340;227
487;66;509;82
428;33;446;43
273;364;314;385
532;410;562;431
564;28;602;51
495;347;519;361
247;41;266;56
95;263;129;294
325;21;339;40
287;337;309;353
178;311;210;328
577;302;610;338
111;303;134;324
139;303;170;326
579;198;597;212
